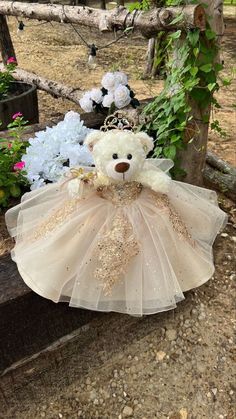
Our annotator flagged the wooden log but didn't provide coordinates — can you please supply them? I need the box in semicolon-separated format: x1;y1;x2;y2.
203;151;236;201
0;64;83;105
0;15;16;64
0;252;101;373
206;150;235;175
203;164;236;201
0;2;206;38
144;38;155;77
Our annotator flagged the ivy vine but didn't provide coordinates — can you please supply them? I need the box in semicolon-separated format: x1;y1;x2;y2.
129;0;231;176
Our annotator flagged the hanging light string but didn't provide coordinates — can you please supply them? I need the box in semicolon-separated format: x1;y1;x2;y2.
11;0;135;61
14;16;53;31
69;21;134;52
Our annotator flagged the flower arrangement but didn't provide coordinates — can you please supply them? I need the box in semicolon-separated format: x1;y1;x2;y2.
0;113;29;208
22;111;93;190
0;57;17;100
79;71;140;113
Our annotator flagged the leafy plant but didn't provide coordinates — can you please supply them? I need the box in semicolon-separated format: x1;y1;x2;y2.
0;57;17;100
139;25;227;175
0;113;29;208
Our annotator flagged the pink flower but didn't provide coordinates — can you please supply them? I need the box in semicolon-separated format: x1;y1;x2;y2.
7;143;12;149
12;112;23;120
13;161;25;171
7;57;17;65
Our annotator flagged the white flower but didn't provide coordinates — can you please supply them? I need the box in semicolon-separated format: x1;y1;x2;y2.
101;72;118;92
114;85;131;109
64;110;80;121
30;178;46;190
79;92;94;113
90;88;103;104
114;71;128;86
23;111;93;189
102;93;114;108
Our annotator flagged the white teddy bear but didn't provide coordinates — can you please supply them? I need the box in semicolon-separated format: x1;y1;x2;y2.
68;129;171;196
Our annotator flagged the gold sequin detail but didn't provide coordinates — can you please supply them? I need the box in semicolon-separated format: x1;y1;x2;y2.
97;181;142;206
93;211;139;296
149;190;195;246
33;199;79;241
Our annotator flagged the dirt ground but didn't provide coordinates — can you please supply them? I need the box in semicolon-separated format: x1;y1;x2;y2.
0;6;235;419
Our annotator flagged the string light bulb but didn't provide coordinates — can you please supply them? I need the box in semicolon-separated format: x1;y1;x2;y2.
17;20;25;32
88;44;98;69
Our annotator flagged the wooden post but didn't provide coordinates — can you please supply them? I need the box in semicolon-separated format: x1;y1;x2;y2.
176;0;224;185
100;0;106;10
0;15;16;64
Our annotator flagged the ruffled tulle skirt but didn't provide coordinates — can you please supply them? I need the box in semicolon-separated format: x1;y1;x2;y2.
5;178;227;316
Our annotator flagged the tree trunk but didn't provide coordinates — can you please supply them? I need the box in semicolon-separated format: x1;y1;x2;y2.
0;15;16;64
0;64;83;105
0;2;206;37
176;0;224;186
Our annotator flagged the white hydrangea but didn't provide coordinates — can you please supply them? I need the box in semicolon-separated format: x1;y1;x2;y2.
79;92;94;113
114;71;128;86
102;93;114;108
90;88;103;104
114;85;131;109
101;72;118;91
22;111;93;190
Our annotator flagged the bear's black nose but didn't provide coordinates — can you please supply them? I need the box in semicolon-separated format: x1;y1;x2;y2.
115;162;130;173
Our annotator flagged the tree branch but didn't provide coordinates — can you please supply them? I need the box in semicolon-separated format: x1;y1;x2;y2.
0;2;206;38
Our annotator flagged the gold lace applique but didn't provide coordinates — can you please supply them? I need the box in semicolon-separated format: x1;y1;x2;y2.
93;212;139;296
150;191;195;246
33;199;79;241
97;181;142;207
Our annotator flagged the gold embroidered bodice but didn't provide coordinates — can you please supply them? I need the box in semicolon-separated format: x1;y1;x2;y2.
97;181;143;206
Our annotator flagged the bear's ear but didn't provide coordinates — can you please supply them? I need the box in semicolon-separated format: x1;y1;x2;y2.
135;132;154;154
85;130;104;152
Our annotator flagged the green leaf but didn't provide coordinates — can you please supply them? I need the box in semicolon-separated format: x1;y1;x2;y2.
170;134;181;143
170;13;184;25
169;30;182;40
163;145;176;160
193;47;199;57
200;63;213;73
214;63;223;72
187;29;200;46
222;78;231;86
205;29;216;40
154;147;163;157
207;82;216;91
189;66;198;77
10;184;21;198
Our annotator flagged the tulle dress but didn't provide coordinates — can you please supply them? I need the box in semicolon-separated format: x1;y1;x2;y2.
5;159;227;316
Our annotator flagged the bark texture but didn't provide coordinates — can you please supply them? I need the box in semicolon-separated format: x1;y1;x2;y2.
0;2;206;37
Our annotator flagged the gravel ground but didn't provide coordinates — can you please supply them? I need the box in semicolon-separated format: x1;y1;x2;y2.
1;197;235;419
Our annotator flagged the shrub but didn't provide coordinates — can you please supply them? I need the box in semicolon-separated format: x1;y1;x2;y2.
0;113;29;208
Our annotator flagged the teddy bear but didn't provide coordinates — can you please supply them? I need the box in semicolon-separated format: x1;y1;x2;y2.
67;129;171;198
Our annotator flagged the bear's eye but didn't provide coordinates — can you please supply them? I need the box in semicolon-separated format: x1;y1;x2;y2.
112;153;118;159
127;154;132;160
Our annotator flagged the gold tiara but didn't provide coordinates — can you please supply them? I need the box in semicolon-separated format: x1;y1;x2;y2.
100;111;136;132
